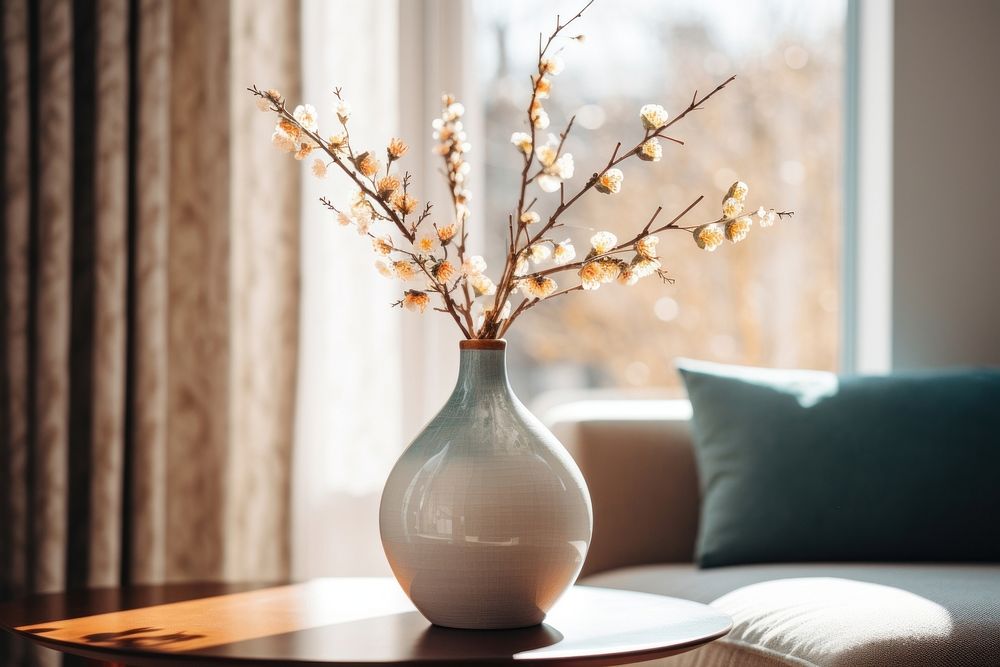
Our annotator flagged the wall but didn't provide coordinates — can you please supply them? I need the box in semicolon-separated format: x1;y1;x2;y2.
892;0;1000;368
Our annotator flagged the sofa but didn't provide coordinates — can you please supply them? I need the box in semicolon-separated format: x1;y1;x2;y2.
546;399;1000;667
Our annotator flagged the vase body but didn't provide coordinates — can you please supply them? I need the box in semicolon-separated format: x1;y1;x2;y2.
379;340;592;629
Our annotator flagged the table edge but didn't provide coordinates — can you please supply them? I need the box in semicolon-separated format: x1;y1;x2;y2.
5;622;732;667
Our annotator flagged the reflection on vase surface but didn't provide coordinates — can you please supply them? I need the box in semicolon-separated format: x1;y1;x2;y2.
380;343;592;629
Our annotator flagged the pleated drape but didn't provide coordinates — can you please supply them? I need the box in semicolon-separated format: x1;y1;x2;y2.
1;2;301;658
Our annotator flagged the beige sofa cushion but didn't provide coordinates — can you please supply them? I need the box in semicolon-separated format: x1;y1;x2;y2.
584;563;1000;666
546;400;700;575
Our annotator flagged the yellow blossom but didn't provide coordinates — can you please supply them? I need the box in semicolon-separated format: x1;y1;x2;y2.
531;106;550;130
293;103;318;132
580;258;621;290
462;255;487;276
470;273;497;296
336;211;352;226
597;258;623;282
527;243;551;264
722;196;743;219
510;132;533;155
387;137;408;160
432;119;453;145
631;256;661;278
618;266;638;286
757;206;778;227
294;142;313;161
640;104;669;130
336;100;351;123
271;119;299;152
521;275;558;299
521;211;541;225
278;119;301;141
393;260;417;281
415;233;438;255
391;192;418;215
539;56;564;75
432;260;456;282
726;180;749;202
595;168;623;194
725;216;752;242
376;175;400;199
553;239;576;264
445;101;465;120
533;75;552;98
695;224;725;251
535;142;556;165
579;262;603;290
374;260;393;278
638;138;662;162
590;231;618;254
372;235;394;255
356;153;379;178
256;96;271;112
327;133;347;153
514;254;530;276
636;234;659;259
535;137;575;193
437;223;457;244
271;130;296;153
311;158;327;179
402;290;430;313
350;192;374;233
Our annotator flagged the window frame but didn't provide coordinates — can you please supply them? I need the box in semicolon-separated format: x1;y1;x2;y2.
842;0;894;374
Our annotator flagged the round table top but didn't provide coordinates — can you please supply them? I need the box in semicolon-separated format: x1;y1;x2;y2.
0;578;731;666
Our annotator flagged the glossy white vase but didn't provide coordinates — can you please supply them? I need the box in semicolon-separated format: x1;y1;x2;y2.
379;339;593;629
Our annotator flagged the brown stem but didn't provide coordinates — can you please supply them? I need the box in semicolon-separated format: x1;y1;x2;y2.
486;0;595;337
377;241;471;337
264;94;415;243
249;86;475;334
522;74;735;256
499;285;586;334
496;298;534;338
438;150;476;332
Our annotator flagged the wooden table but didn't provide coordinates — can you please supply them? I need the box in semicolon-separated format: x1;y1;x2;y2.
0;578;731;666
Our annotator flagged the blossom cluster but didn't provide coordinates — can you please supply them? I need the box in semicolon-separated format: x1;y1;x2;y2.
433;95;472;226
694;181;784;252
249;1;790;339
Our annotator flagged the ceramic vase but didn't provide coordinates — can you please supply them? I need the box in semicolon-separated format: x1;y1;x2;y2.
379;339;593;629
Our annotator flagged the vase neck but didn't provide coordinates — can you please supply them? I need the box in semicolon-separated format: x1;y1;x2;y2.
453;347;511;398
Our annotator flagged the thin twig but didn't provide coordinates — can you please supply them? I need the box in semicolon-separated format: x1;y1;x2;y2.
499;285;585;333
249;86;415;243
486;0;595;336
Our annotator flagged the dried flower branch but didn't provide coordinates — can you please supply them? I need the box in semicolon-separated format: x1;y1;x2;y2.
248;0;792;340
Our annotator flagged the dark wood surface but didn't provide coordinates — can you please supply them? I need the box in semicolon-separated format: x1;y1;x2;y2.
0;578;731;666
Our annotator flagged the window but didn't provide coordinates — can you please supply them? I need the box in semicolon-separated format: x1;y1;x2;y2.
474;0;846;403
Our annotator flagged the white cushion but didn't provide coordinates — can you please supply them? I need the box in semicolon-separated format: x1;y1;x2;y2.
584;563;1000;666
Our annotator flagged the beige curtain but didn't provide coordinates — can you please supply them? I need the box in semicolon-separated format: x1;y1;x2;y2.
0;0;300;636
